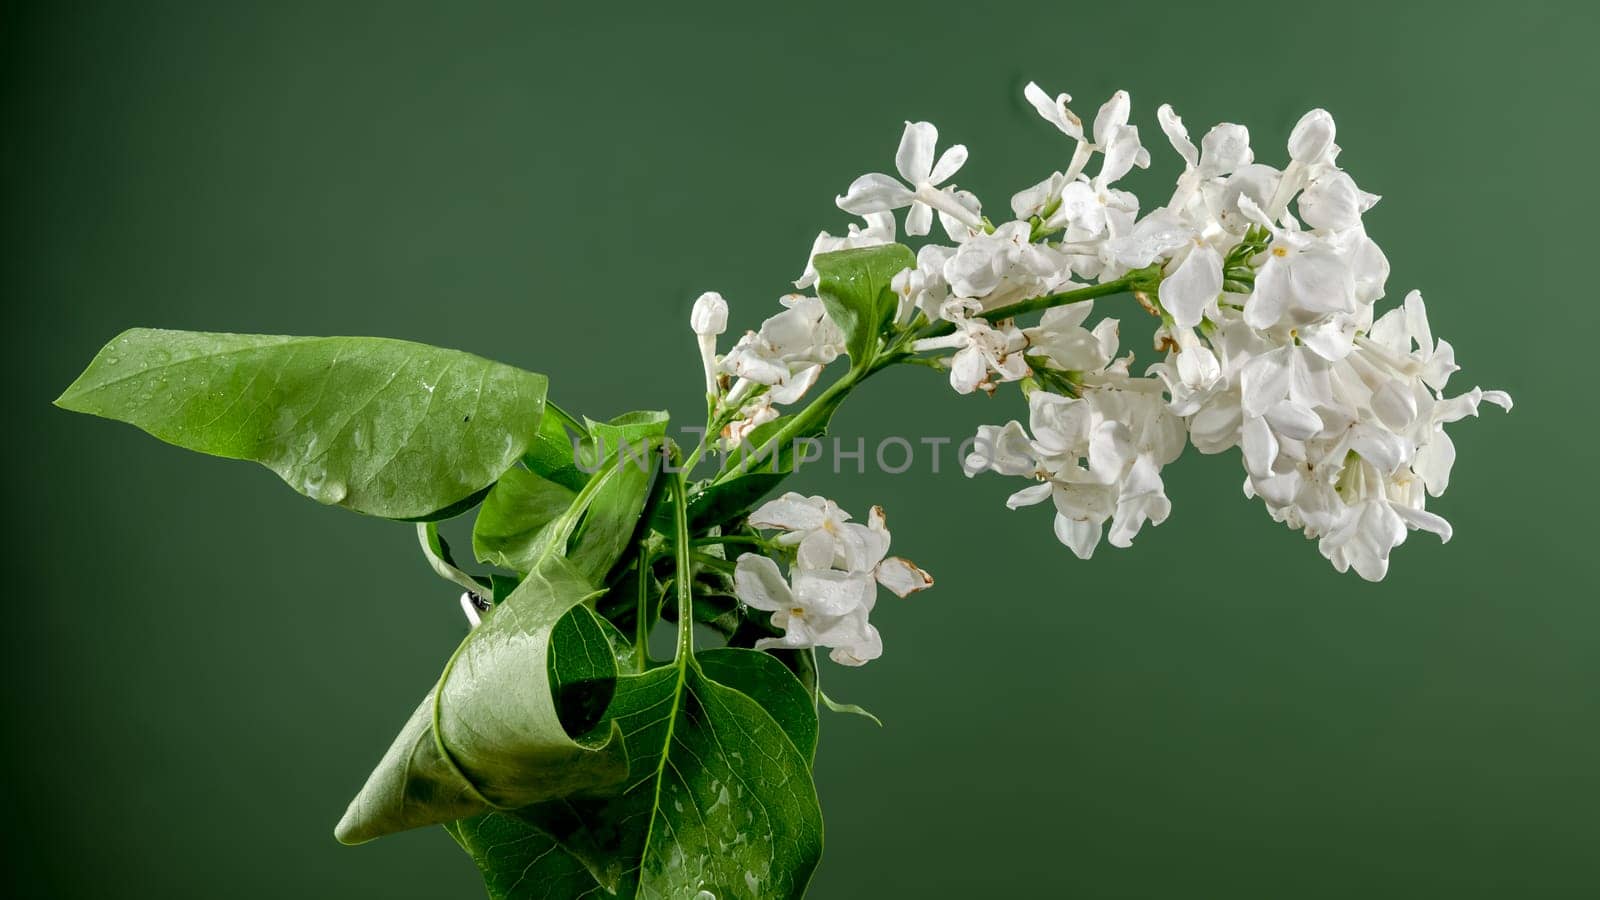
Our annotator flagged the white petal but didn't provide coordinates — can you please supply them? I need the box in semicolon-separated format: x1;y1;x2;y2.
795;530;837;571
748;492;825;532
733;553;793;612
1159;243;1222;329
1006;481;1054;508
1240;350;1290;417
895;121;937;183
1394;504;1452;543
1093;90;1131;146
792;569;874;616
1108;455;1170;547
1480;389;1513;411
949;345;987;394
1241;415;1279;478
876;557;934;597
827;623;883;667
837;172;914;214
1245;258;1291;329
1053;513;1102;560
928;143;968;185
1024;81;1084;140
1298;171;1363;231
1156;103;1199;169
1264;400;1323;441
1413;430;1456;497
1371;381;1418;431
1348;424;1408;475
904;200;933;237
1288;249;1356;316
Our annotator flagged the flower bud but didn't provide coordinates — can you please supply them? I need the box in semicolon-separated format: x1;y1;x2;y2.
690;291;728;336
1288;109;1336;164
1199;123;1252;175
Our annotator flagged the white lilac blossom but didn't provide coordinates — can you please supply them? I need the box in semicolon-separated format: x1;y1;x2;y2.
836;121;984;236
733;494;931;665
910;298;1030;394
695;80;1510;610
715;293;846;444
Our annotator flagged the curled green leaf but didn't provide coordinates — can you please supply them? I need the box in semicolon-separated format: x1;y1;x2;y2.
335;553;628;845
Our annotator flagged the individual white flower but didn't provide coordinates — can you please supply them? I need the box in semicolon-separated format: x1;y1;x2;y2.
690;291;729;395
1265;108;1339;218
734;554;883;666
1237;196;1357;346
911;298;1030;394
736;496;932;666
1316;454;1452;582
795;211;896;289
1042;91;1150;240
941;221;1068;307
722;393;779;448
747;493;933;596
1022;302;1118;373
890;244;953;325
836;121;982;236
1023;82;1093;186
721;295;844;402
1158;103;1253;207
1011;171;1070;221
965;386;1184;558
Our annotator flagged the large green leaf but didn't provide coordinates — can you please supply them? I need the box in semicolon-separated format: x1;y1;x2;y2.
55;328;547;519
454;650;823;898
813;243;915;366
335;553;627;845
472;467;578;573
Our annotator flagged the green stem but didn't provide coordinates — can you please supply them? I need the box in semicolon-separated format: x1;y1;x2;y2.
714;366;864;483
634;551;650;670
914;273;1150;341
690;534;770;550
668;469;695;662
690;552;738;573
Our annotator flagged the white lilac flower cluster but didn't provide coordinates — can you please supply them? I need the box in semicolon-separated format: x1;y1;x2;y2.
732;494;932;666
692;81;1511;663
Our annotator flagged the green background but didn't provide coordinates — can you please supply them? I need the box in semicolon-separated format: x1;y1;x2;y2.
6;1;1596;897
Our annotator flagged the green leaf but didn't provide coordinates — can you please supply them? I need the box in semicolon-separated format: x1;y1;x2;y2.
445;815;595;900
696;648;819;763
472;467;578;573
55;329;547;520
818;688;883;727
418;522;492;596
567;411;669;582
523;410;589;492
335;553;628;845
813;243;915;367
497;653;823;898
